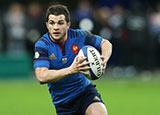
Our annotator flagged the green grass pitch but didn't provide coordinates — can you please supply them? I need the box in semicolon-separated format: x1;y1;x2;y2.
0;76;160;115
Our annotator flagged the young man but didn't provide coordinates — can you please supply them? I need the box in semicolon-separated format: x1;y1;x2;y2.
33;4;112;115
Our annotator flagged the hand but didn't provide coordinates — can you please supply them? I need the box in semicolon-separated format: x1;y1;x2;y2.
100;55;107;74
69;55;91;75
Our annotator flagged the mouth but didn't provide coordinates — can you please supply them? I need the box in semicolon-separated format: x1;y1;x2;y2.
53;32;60;36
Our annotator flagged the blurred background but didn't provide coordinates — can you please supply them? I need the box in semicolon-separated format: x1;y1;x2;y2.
0;0;160;115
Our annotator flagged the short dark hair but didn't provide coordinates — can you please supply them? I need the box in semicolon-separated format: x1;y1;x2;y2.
46;4;70;22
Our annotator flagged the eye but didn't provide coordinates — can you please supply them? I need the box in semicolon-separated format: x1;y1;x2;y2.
49;21;55;25
58;21;64;25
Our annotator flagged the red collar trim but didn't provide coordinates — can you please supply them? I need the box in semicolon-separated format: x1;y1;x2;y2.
49;35;68;53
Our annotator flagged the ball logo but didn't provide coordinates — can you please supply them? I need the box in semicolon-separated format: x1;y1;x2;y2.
78;45;102;80
89;49;102;77
72;45;79;54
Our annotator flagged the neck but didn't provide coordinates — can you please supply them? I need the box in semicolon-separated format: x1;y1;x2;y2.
49;33;67;44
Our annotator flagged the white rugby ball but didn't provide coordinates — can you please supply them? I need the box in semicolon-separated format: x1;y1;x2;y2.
78;45;103;80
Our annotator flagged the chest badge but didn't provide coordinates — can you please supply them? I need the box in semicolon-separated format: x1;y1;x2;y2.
62;58;68;64
72;45;79;54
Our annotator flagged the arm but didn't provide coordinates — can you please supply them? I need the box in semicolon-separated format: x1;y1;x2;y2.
35;67;72;84
83;30;112;72
35;56;90;84
100;39;112;72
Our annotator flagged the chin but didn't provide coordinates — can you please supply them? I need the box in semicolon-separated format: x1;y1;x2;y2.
53;37;62;42
49;33;63;42
54;37;59;40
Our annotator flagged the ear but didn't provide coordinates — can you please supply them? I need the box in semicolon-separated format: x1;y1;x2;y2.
46;22;48;29
67;22;71;29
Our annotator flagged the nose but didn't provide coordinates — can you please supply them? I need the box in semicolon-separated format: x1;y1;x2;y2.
54;24;59;30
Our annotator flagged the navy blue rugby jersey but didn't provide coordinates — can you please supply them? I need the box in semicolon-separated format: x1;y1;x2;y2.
33;28;102;105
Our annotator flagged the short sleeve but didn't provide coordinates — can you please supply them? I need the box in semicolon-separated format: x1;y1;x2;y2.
84;31;102;49
33;41;50;69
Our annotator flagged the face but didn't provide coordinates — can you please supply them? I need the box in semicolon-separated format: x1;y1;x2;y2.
46;14;70;42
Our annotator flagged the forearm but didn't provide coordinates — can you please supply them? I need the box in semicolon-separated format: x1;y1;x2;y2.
100;39;112;62
35;67;72;84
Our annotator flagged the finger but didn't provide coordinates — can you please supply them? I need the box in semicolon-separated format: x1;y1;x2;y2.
102;66;106;71
101;61;105;65
78;56;87;63
79;66;91;71
78;62;90;67
102;64;107;74
102;65;106;72
102;63;106;69
101;59;107;66
80;70;90;76
74;55;79;62
102;69;105;75
76;56;87;63
100;56;104;60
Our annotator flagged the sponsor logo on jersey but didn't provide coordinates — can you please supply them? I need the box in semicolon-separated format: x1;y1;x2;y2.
72;45;79;54
49;53;57;60
93;96;101;101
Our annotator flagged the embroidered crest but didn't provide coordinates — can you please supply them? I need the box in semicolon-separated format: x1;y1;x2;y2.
71;45;79;54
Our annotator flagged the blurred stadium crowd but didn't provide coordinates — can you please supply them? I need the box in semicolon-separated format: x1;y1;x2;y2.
0;0;160;75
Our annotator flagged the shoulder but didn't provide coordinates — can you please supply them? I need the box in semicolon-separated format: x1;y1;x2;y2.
35;33;51;49
68;28;85;38
69;29;97;38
